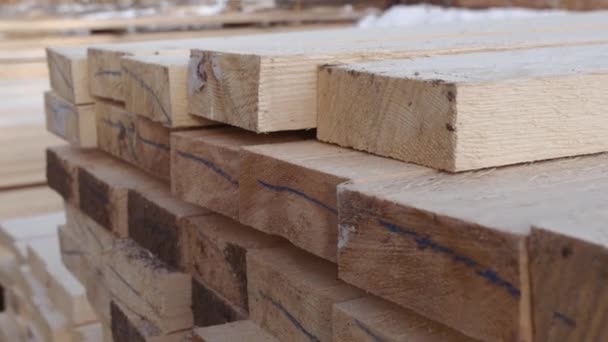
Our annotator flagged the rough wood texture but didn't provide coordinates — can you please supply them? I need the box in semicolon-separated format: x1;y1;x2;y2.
46;46;93;105
239;140;428;261
64;202;115;262
96;99;171;182
193;320;279;342
110;301;189;342
104;239;192;333
528;211;608;342
319;44;608;172
181;213;282;311
122;53;215;128
127;185;209;269
76;152;163;237
248;245;363;342
189;13;608;132
333;296;476;342
171;127;310;219
337;153;608;341
44;91;96;148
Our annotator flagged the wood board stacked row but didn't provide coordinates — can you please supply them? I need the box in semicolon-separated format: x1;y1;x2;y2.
42;11;608;342
0;212;103;341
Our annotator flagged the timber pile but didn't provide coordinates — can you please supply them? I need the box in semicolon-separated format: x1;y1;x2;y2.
30;10;608;342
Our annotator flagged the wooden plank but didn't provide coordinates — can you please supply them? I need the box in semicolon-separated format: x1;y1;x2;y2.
337;153;608;341
110;301;190;342
76;152;164;237
0;211;63;263
58;224;112;326
189;12;608;132
122;53;215;128
72;322;104;342
528;213;608;341
26;236;97;326
96;99;171;181
0;312;27;341
319;44;608;172
333;296;476;342
64;202;116;263
127;184;209;269
46;145;107;206
171;127;310;219
193;320;279;342
44;91;96;148
239;140;429;261
0;246;18;290
46;46;93;105
247;245;363;342
181;213;282;311
191;277;247;327
0;61;48;79
104;239;192;333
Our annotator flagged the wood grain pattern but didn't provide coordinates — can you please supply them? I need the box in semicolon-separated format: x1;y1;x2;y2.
104;239;192;333
318;44;608;171
122;53;215;128
171;127;310;219
96;99;172;182
46;46;93;105
181;213;282;311
333;297;476;342
193;320;279;342
239;140;429;261
337;153;608;341
110;300;190;342
247;245;363;342
44;91;96;148
189;13;608;132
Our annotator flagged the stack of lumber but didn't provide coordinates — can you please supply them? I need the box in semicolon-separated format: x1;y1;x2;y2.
0;212;104;341
36;10;608;342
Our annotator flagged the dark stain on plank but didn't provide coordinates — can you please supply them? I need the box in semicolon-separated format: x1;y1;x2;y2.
78;168;111;231
191;278;245;327
46;149;72;202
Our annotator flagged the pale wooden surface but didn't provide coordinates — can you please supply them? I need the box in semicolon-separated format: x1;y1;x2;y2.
0;211;63;261
189;12;608;132
333;296;476;342
337;153;608;341
123;53;214;128
26;236;97;326
96;99;172;181
247;245;363;342
194;320;279;342
44;90;96;148
319;44;608;172
239;140;429;261
181;213;282;311
110;300;191;342
46;46;93;105
171;127;310;219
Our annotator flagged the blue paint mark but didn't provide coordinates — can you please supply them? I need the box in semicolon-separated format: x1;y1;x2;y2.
553;311;576;328
95;69;121;77
176;150;238;187
136;133;170;151
377;219;520;298
48;54;73;91
259;292;320;342
257;180;338;215
122;67;172;125
354;319;384;342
